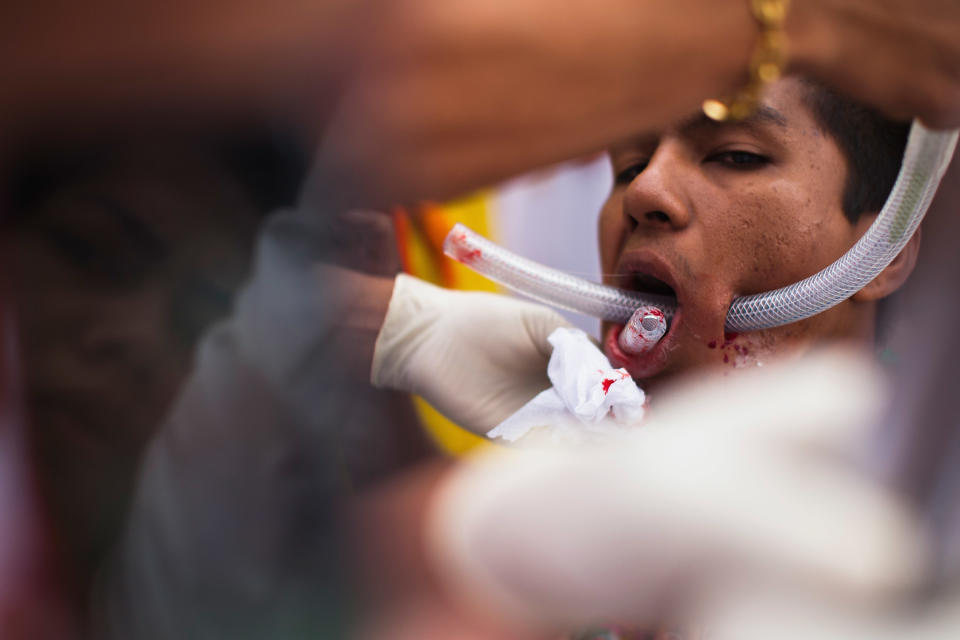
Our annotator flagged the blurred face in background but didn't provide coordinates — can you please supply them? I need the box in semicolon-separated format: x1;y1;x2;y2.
2;143;259;582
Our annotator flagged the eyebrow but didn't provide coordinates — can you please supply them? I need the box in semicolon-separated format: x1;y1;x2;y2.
677;104;789;136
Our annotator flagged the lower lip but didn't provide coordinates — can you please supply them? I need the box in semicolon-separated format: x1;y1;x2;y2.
604;311;679;379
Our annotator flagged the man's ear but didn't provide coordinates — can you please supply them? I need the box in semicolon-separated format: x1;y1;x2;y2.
852;227;922;302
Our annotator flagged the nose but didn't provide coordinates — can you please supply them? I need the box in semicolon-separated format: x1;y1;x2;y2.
622;141;693;233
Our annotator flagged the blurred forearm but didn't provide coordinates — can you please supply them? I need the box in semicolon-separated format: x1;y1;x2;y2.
315;0;757;208
0;0;365;138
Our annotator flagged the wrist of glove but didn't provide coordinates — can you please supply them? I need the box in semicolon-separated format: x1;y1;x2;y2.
371;274;572;435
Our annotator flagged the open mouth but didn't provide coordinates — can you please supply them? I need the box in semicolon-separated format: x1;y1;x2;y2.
629;272;678;307
604;262;682;379
631;272;674;297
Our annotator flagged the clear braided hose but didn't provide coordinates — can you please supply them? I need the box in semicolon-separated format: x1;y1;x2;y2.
725;121;957;330
444;121;957;331
443;225;675;324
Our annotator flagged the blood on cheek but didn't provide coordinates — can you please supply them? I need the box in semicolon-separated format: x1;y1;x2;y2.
707;332;753;367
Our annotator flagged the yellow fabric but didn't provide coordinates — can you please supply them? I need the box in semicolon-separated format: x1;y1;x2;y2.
394;192;500;455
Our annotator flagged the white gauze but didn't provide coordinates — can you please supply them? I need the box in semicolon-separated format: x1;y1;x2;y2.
487;327;645;444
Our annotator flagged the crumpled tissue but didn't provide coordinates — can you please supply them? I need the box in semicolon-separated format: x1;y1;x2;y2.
487;327;646;444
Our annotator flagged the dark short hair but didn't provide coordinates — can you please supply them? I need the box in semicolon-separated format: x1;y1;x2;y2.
800;81;911;223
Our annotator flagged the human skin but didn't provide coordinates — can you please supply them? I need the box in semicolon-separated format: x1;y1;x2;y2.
598;78;918;388
314;0;960;208
785;0;960;129
3;1;959;208
351;459;547;640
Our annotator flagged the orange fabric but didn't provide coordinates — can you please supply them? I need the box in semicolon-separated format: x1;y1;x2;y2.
393;194;500;455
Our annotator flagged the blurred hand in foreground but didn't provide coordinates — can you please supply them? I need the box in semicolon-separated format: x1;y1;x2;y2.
426;348;926;632
788;0;960;128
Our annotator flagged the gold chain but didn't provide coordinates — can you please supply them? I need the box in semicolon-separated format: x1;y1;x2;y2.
702;0;790;121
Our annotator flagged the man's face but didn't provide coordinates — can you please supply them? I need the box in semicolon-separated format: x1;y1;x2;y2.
599;79;876;386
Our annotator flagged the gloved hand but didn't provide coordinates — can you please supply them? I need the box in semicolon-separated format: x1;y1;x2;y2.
425;348;926;631
371;274;572;435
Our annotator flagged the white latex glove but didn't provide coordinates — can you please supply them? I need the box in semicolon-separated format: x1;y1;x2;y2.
426;348;927;630
371;274;573;434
